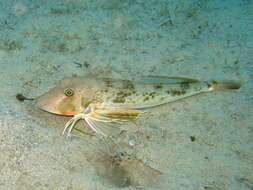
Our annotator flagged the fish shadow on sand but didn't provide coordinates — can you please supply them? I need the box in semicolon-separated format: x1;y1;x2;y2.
84;136;162;188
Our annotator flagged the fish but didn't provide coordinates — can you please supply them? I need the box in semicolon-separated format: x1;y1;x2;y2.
36;75;241;136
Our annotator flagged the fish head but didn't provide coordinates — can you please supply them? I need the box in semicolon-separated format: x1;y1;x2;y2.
36;77;86;116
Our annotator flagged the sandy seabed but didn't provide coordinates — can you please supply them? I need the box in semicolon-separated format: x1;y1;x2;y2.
0;0;253;189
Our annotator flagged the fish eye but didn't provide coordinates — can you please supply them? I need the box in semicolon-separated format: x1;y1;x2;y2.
64;88;74;97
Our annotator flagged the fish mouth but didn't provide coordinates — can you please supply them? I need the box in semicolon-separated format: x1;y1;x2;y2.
37;103;76;116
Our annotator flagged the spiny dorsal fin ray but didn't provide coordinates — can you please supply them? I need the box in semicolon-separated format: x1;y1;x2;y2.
134;75;199;84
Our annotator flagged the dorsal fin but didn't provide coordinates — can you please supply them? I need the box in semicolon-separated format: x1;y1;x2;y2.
135;75;199;84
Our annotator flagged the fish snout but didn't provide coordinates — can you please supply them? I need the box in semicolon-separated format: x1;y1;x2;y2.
36;96;58;114
36;93;82;116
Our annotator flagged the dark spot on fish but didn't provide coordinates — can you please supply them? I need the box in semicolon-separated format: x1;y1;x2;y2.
170;90;176;96
131;90;136;94
116;91;124;96
143;96;150;101
166;90;170;94
113;96;126;103
116;91;132;100
180;82;190;90
123;81;135;90
170;89;186;96
149;92;157;98
181;89;186;95
104;79;113;87
113;90;134;103
153;84;163;89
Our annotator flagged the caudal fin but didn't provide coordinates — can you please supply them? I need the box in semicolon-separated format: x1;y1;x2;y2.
209;80;241;91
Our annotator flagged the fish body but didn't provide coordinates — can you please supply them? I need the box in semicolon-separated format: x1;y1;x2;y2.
91;77;209;109
36;76;220;114
36;76;240;136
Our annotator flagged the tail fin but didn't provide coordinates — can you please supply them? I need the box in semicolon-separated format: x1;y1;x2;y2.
209;80;241;91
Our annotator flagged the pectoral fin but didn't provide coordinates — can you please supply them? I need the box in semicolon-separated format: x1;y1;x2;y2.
89;108;144;123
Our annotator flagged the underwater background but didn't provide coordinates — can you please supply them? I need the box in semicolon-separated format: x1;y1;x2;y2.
0;0;253;189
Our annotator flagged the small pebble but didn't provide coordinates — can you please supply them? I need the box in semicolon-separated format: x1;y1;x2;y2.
190;136;196;142
128;139;136;146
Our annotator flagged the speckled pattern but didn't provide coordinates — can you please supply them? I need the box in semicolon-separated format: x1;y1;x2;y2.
97;77;211;108
0;0;252;189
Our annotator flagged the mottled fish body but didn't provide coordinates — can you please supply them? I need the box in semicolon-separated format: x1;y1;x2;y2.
91;77;210;109
36;76;241;136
